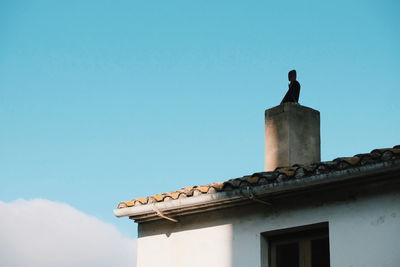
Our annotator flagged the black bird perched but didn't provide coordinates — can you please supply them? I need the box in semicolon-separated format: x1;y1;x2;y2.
281;69;301;104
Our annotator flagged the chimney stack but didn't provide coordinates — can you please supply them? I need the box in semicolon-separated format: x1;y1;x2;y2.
265;103;320;171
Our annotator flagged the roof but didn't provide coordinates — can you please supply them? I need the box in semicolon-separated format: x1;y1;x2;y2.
117;145;400;210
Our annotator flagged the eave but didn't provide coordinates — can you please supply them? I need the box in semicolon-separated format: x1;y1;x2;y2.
114;159;400;223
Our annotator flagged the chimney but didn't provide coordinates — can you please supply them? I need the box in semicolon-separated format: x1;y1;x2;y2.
265;103;320;171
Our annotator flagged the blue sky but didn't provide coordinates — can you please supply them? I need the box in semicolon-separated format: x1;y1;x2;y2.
1;0;399;239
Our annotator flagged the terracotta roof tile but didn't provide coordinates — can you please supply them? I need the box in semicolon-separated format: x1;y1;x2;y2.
117;145;400;209
135;197;148;205
334;157;360;167
197;186;211;193
244;176;259;184
275;167;296;177
152;194;166;202
167;191;182;199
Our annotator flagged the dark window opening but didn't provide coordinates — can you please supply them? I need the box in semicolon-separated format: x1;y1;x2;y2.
276;242;299;267
266;223;330;267
311;237;330;267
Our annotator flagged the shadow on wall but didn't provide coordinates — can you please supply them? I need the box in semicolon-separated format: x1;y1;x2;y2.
138;210;234;267
138;179;400;267
137;196;333;267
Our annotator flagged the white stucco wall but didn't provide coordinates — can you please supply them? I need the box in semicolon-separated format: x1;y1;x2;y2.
138;223;233;267
137;182;400;267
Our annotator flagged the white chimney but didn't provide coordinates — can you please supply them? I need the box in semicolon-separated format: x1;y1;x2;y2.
265;103;320;171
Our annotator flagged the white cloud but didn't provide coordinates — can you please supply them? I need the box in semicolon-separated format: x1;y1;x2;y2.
0;199;136;267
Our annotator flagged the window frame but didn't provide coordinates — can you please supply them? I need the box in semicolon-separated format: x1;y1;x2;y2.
270;232;328;267
261;222;329;267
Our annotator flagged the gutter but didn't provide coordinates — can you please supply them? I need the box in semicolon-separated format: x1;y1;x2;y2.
113;188;243;219
114;160;400;223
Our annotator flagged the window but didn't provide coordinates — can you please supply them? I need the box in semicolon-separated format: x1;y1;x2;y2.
264;223;330;267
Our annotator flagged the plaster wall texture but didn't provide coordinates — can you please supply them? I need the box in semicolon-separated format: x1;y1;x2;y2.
137;182;400;267
137;223;232;267
265;103;320;171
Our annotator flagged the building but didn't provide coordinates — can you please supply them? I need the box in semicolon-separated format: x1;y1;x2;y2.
114;103;400;267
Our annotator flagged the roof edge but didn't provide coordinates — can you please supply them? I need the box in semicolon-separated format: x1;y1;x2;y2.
114;159;400;223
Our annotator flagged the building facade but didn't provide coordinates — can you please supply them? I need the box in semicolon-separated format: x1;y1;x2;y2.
115;103;400;267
